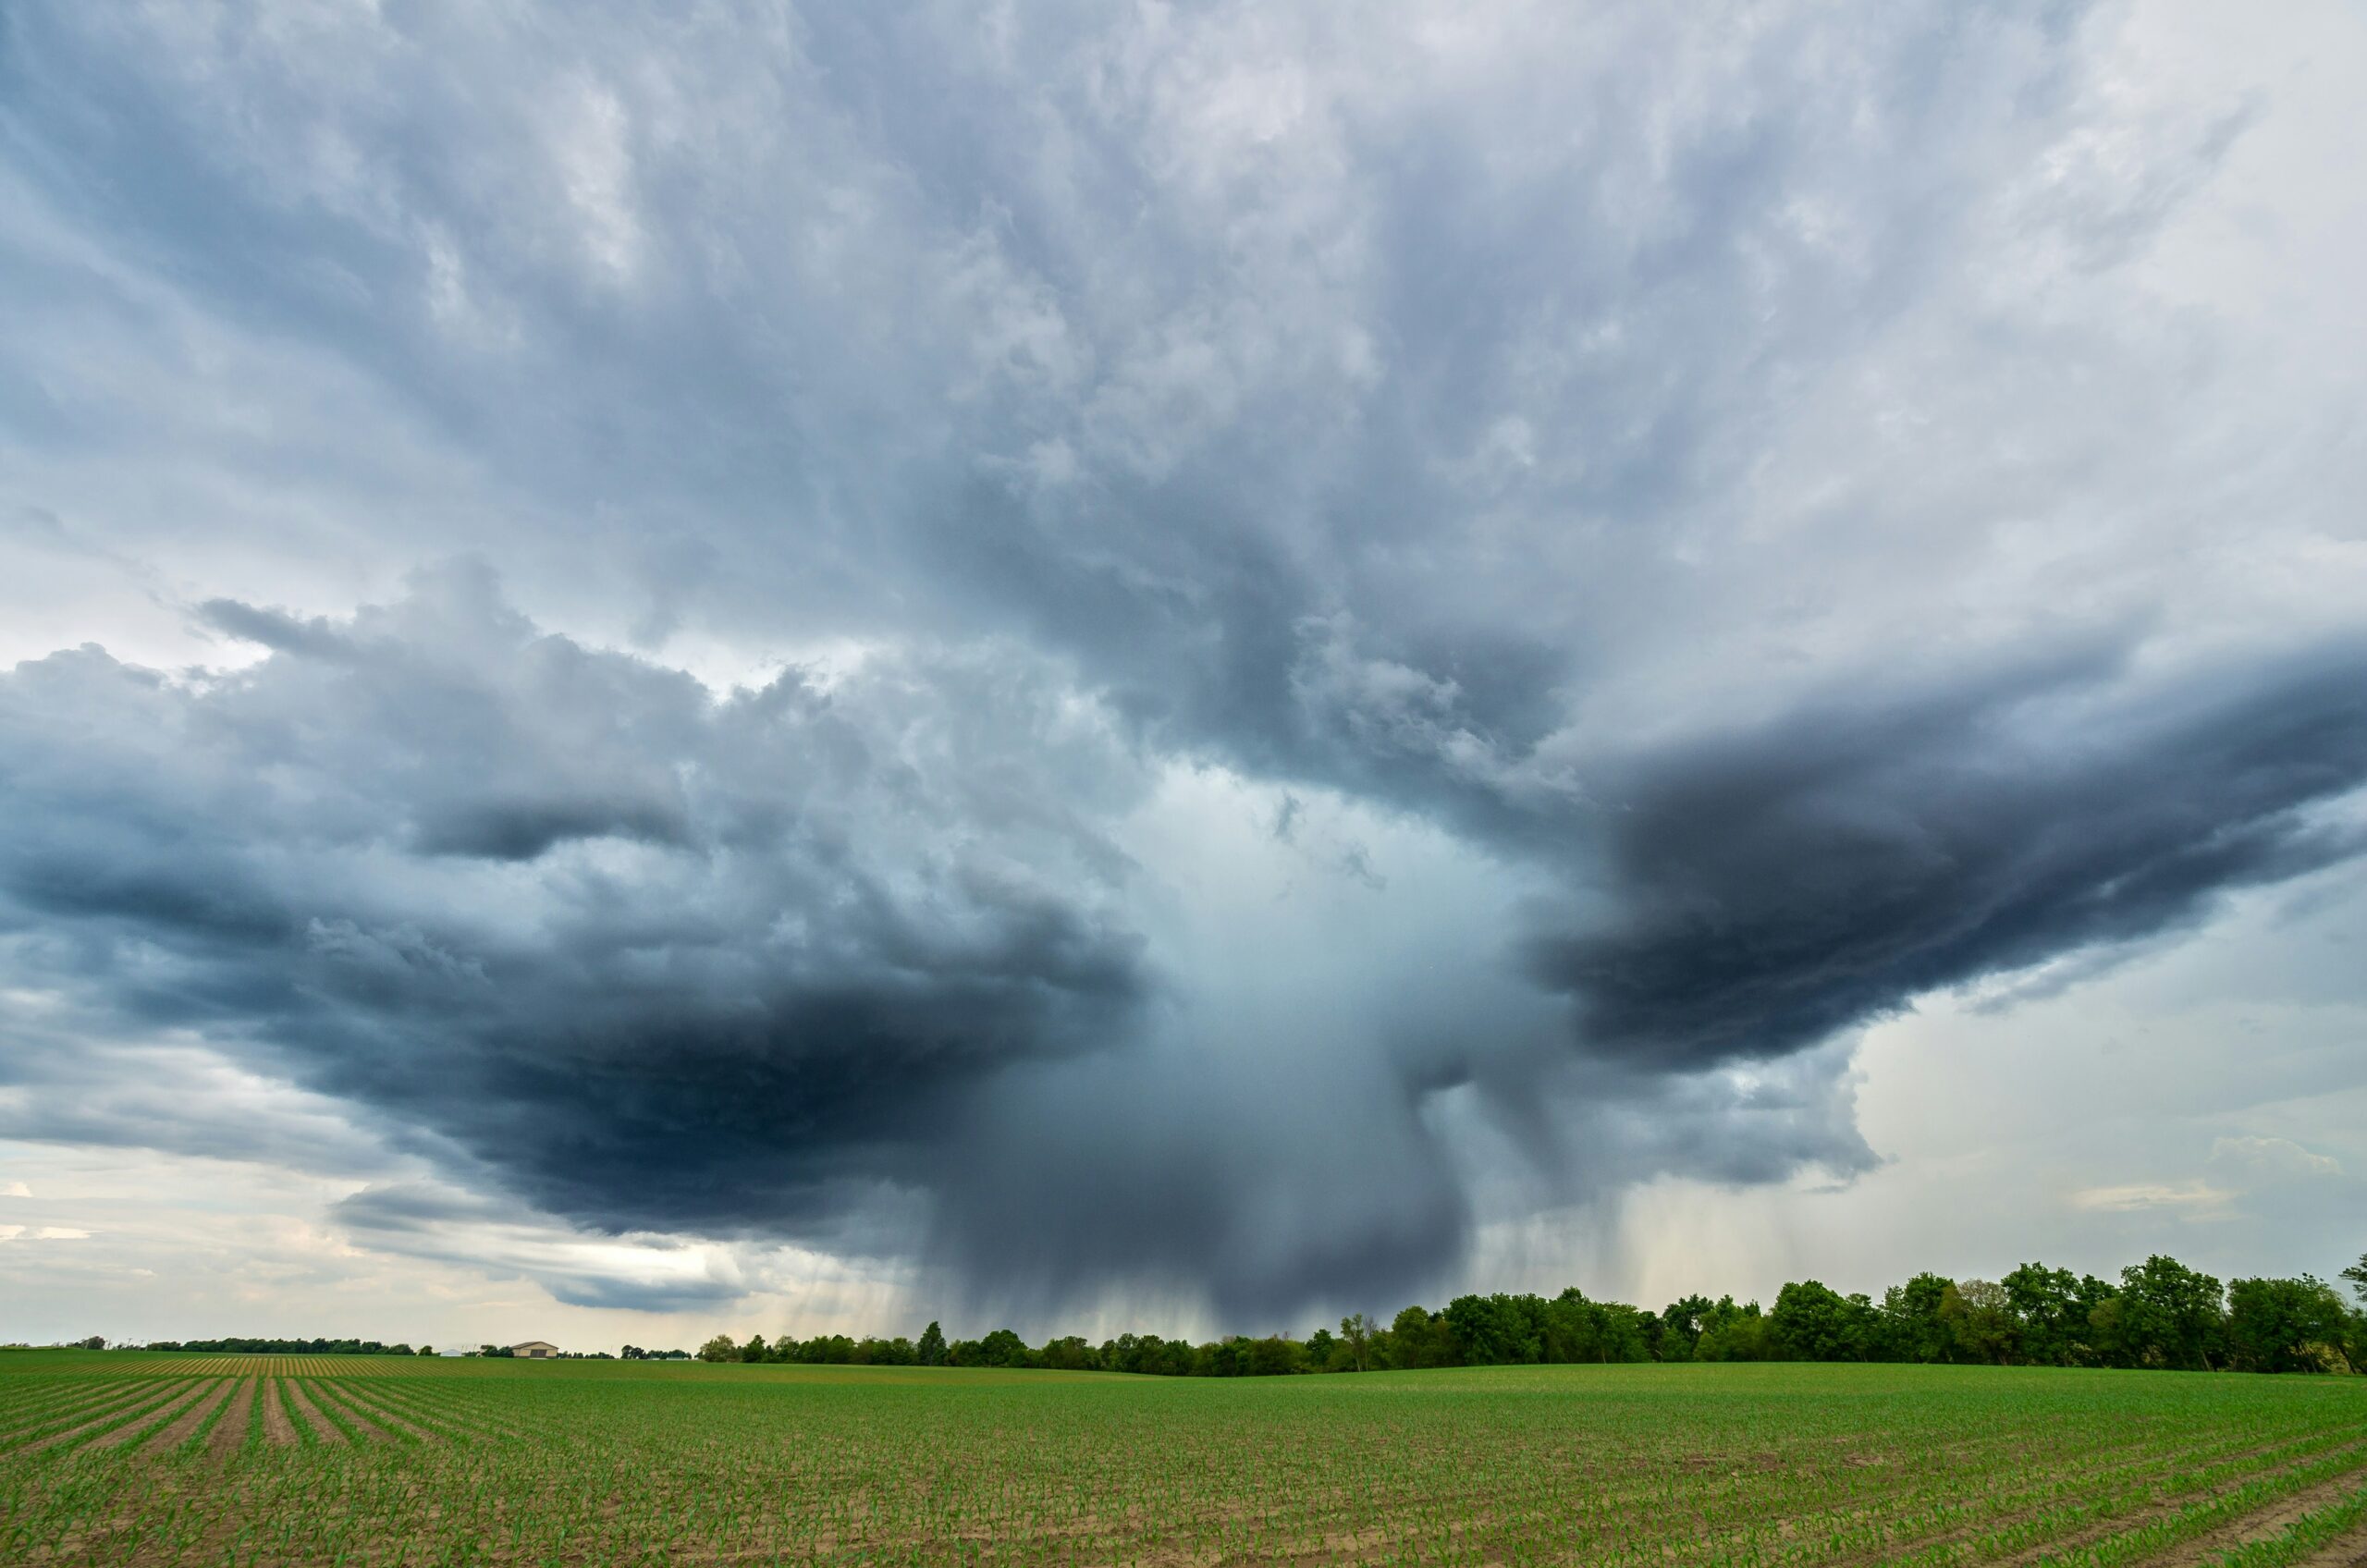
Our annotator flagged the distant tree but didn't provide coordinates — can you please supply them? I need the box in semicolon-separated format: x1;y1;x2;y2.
1389;1305;1460;1369
739;1334;769;1364
2000;1264;2116;1366
2226;1277;2353;1373
1771;1281;1875;1362
1878;1274;1958;1364
1657;1295;1715;1362
1039;1335;1098;1371
1444;1294;1541;1366
2343;1255;2367;1304
975;1329;1031;1368
1693;1298;1772;1362
917;1320;948;1367
695;1334;737;1364
2104;1255;2226;1370
1939;1280;2017;1365
416;1341;439;1356
77;1335;106;1351
1339;1314;1374;1372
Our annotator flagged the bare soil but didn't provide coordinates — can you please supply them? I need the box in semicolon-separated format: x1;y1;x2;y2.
135;1379;235;1457
2293;1521;2367;1568
260;1380;299;1448
315;1381;435;1442
300;1380;386;1440
19;1382;201;1456
281;1378;346;1444
2153;1476;2367;1568
205;1379;257;1463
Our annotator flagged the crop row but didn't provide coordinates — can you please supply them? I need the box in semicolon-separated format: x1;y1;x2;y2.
1;1359;2361;1567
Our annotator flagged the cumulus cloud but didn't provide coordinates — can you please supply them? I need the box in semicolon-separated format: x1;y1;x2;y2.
0;567;1148;1252
2;0;2364;1324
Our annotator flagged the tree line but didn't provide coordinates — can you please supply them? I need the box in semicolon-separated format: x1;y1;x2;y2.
140;1337;432;1356
697;1253;2367;1377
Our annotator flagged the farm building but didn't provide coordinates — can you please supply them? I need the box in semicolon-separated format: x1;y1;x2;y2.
509;1341;558;1359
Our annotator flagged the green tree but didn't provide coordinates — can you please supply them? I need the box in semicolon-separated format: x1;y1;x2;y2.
1039;1335;1098;1370
1878;1273;1958;1363
917;1320;948;1366
1771;1280;1875;1362
975;1328;1031;1368
1694;1298;1772;1362
2000;1263;2115;1366
1940;1280;2018;1365
695;1333;737;1363
1443;1293;1542;1366
2105;1255;2226;1370
1387;1305;1456;1369
1657;1294;1714;1362
2226;1276;2352;1373
1339;1313;1373;1372
2342;1255;2367;1303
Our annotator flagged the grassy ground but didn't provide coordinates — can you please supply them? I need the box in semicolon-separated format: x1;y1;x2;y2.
3;1349;2364;1566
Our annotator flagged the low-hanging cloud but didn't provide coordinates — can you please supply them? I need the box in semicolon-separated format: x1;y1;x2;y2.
1526;644;2367;1072
0;566;1151;1244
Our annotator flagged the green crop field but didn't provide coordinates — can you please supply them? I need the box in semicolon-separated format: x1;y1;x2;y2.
3;1351;2364;1567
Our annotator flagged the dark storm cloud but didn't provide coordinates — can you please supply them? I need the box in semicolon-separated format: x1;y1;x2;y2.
1526;645;2367;1072
2;0;2363;1323
0;568;1150;1240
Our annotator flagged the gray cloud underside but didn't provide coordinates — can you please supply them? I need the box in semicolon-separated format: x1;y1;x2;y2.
1529;643;2367;1072
6;576;2361;1317
3;0;2365;1318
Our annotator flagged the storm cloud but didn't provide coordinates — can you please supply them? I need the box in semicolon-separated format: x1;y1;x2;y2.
2;0;2364;1327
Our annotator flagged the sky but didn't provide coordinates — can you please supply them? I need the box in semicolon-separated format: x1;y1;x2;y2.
2;0;2363;1354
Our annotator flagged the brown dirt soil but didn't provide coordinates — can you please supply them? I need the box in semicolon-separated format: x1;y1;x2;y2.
361;1385;522;1441
206;1379;257;1462
316;1382;435;1442
2291;1520;2367;1568
134;1378;235;1457
18;1382;201;1456
2152;1475;2367;1568
281;1378;347;1444
261;1379;300;1448
300;1380;386;1440
79;1392;213;1459
1978;1441;2367;1568
0;1381;154;1441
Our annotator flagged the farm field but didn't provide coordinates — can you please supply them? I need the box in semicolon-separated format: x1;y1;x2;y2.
2;1352;2364;1567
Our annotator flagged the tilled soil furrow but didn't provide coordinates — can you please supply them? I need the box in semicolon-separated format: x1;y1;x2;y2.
14;1381;199;1456
0;1381;155;1441
63;1380;211;1454
135;1378;235;1457
322;1383;440;1442
282;1378;346;1444
261;1379;299;1448
300;1378;386;1440
2151;1474;2367;1568
2288;1516;2367;1568
363;1384;525;1441
206;1379;258;1463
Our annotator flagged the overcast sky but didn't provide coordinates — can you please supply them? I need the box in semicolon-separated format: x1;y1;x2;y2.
3;0;2363;1353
